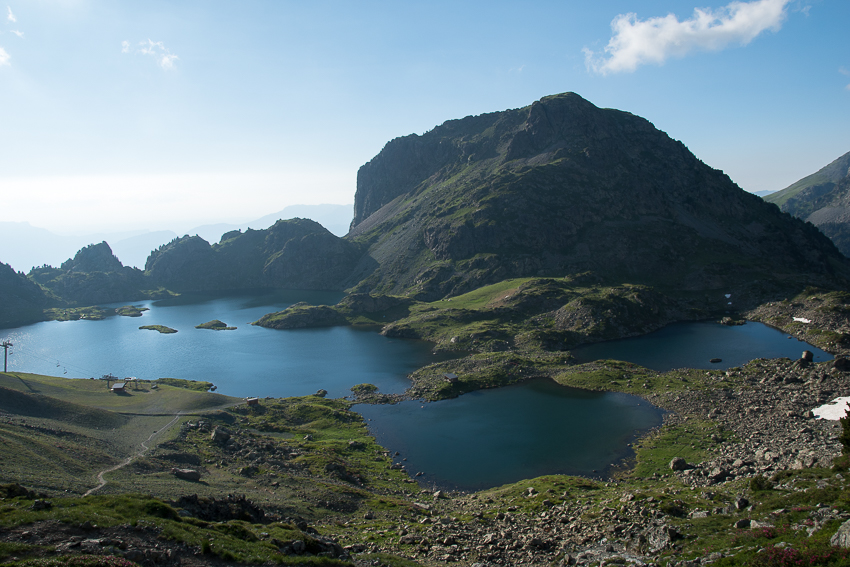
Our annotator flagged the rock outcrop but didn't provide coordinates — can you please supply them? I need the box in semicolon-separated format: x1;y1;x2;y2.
348;93;850;300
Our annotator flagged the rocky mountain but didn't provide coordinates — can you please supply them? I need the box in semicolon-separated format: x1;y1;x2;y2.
59;241;124;273
0;262;48;328
145;218;363;291
28;242;149;306
348;93;850;300
765;151;850;257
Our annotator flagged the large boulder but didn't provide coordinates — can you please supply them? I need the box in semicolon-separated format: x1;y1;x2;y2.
171;468;201;482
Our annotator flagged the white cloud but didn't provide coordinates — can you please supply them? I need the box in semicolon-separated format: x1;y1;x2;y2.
0;46;9;66
137;39;178;70
10;29;22;38
585;0;792;75
842;68;850;91
6;6;15;23
121;40;129;53
159;53;178;69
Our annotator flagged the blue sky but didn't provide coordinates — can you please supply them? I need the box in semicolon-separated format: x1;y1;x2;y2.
0;0;847;234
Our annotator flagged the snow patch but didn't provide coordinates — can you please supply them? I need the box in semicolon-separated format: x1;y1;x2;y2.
813;397;850;420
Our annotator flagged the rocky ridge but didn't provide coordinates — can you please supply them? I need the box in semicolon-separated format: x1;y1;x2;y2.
765;150;850;256
347;92;850;300
145;218;364;292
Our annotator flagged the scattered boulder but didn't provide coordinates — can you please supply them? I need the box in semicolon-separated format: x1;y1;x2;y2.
646;524;680;552
802;350;814;362
171;468;201;482
831;519;850;548
670;457;690;471
30;499;52;511
211;426;231;444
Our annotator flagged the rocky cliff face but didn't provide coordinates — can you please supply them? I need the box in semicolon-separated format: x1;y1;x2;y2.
349;93;850;300
765;151;850;257
0;262;48;328
145;218;364;291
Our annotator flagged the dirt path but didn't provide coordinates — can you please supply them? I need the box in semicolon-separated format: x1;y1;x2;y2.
84;411;183;497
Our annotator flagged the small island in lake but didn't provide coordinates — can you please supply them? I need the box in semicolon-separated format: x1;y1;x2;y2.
139;324;177;334
195;319;236;330
44;306;107;321
116;305;149;317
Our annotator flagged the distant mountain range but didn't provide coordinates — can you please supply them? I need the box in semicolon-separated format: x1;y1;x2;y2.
0;204;353;272
765;151;850;257
1;93;848;328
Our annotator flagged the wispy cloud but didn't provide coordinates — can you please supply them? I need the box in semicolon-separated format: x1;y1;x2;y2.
0;46;9;66
10;29;22;38
6;6;15;23
841;67;850;91
121;40;129;53
584;0;792;75
136;39;178;70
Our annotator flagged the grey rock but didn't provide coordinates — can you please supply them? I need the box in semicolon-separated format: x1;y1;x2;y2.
831;519;850;548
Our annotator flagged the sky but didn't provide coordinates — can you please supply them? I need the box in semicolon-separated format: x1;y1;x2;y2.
0;0;848;235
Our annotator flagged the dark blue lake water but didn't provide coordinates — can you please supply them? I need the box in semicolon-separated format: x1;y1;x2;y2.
571;320;832;371
358;378;663;491
0;290;445;399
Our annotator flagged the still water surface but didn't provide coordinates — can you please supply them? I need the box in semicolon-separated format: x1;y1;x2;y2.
0;290;443;399
571;320;832;371
358;379;664;491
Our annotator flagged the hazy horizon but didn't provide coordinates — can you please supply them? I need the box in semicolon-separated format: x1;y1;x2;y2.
1;1;847;235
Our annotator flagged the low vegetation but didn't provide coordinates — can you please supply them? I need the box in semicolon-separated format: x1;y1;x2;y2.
43;306;108;322
115;306;148;317
194;319;236;330
138;325;177;334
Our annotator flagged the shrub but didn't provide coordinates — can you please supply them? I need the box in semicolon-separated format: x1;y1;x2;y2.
750;475;773;492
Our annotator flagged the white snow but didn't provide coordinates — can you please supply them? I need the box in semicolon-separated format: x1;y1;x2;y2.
813;397;850;420
793;317;811;324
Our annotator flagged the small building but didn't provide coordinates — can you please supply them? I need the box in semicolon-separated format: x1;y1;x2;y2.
111;382;126;393
246;397;259;406
443;373;458;383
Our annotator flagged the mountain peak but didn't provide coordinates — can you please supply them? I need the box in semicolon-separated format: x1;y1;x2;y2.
60;241;124;273
347;93;849;300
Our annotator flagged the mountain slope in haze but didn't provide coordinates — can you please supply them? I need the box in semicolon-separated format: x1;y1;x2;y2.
0;262;48;328
765;151;850;257
347;93;849;300
187;204;354;243
145;218;363;291
28;242;151;306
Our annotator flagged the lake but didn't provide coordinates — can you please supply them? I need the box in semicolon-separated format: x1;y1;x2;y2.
571;320;832;371
0;290;446;399
357;378;664;491
0;293;830;491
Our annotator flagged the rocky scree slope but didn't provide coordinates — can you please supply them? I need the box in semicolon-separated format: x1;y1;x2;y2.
766;150;850;257
347;92;849;301
145;218;364;292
